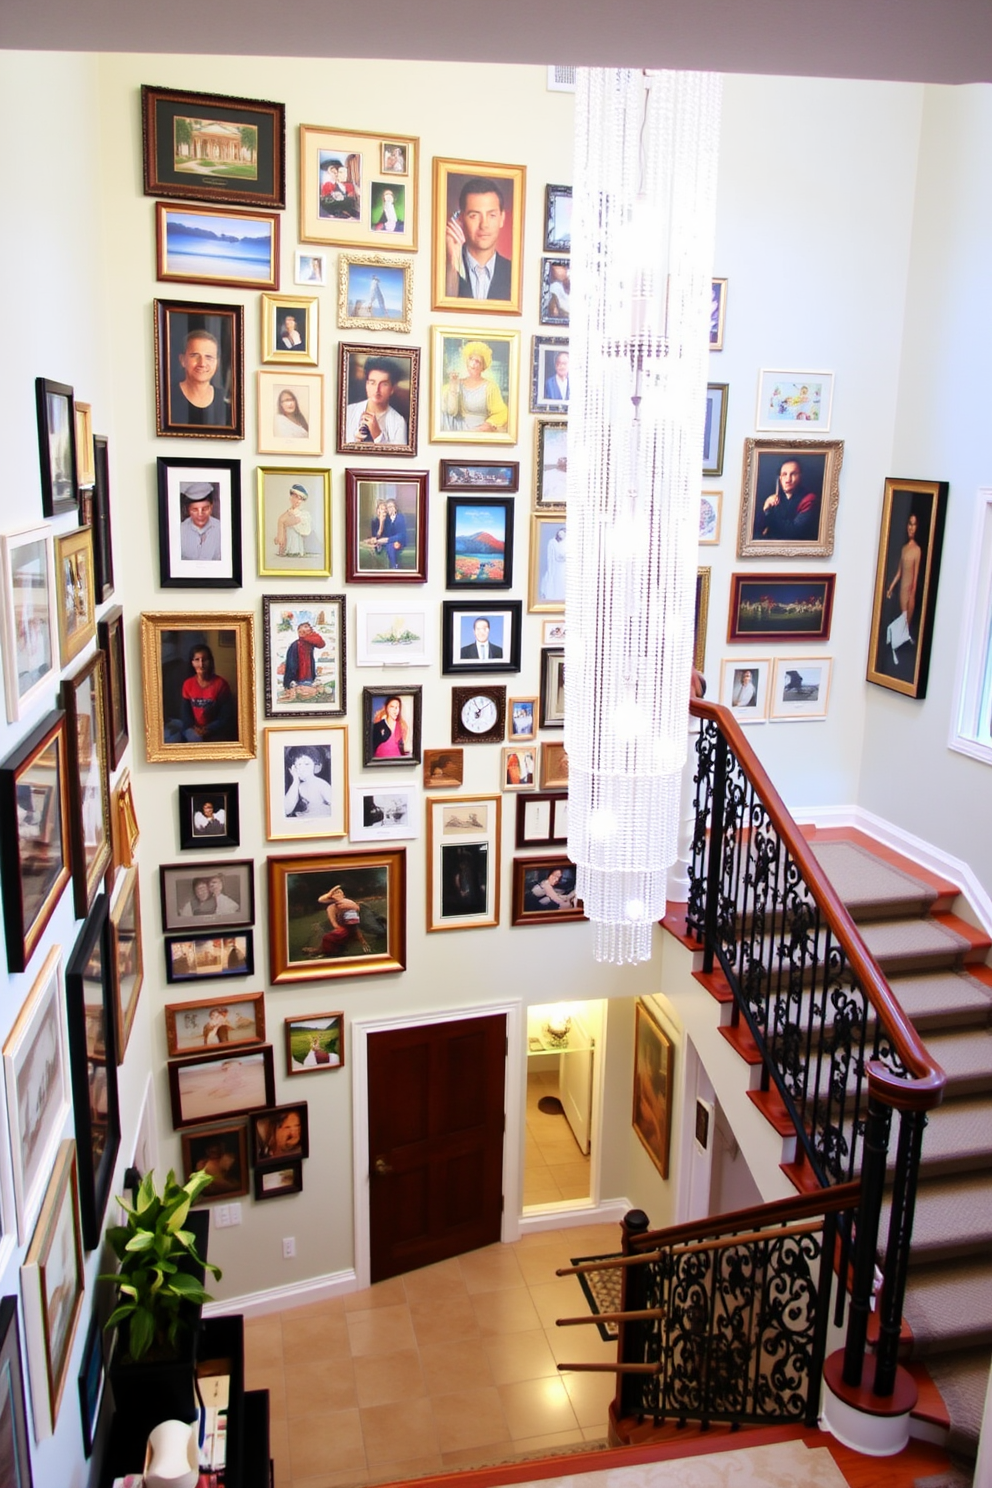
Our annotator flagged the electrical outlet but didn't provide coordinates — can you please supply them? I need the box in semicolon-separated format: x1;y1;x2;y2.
282;1236;296;1259
215;1205;230;1228
228;1202;242;1226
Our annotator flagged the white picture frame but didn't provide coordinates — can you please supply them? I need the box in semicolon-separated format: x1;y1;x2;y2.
353;600;433;668
719;658;769;723
264;725;349;841
770;657;833;720
349;784;420;842
0;522;59;724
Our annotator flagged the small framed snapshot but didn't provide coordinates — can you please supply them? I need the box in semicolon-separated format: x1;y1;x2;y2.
530;336;570;414
544;184;571;252
286;1012;344;1075
257;369;323;457
382;142;408;175
719;659;769;723
362;687;422;766
756;370;834;433
180;1124;249;1202
431;329;519;445
168;1045;275;1129
178;783;240;849
35;377;78;517
55;527;97;668
432;157;525;314
703;383;728;477
350;783;419;842
0;521;59;723
261;293;318;365
91;435;115;601
0;1298;32;1478
154;298;244;440
511;854;583;925
516;791;568;849
156;455;242;588
501;746;537;791
738;438;843;559
770;657;833;721
539;741;570;790
508;697;537;741
633;999;674;1179
165;932;254;985
728;574;836;644
267;848;407;984
867;478;948;698
65;896;121;1250
345;470;428;581
543;619;566;645
160;859;254;933
439;460;519;493
254;1162;302;1200
74;403;95;487
423;749;464;788
539;258;570;326
113;771;139;871
338;253;413;335
529;516;568;613
539;646;565;729
447;496;514;589
695;567;710;673
294;249;326;286
426;794;501;932
264;725;348;841
535;420;568;510
21;1140;84;1441
3;946;71;1244
442;600;522;674
299;125;419;251
262;595;346;719
98;605;129;767
77;1309;105;1458
0;711;71;974
710;278;727;350
156;202;279;289
109;866;144;1062
141;85;285;209
250;1103;309;1167
354;599;433;668
338;344;419;456
256;467;331;579
166;991;266;1057
141;611;256;762
451;684;506;745
61;651;112;918
699;491;722;545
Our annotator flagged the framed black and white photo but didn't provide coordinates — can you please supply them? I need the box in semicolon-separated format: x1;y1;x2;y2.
264;725;348;841
349;784;420;842
157;456;242;587
441;600;522;675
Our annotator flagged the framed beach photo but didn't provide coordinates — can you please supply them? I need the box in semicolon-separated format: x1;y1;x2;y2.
109;866;144;1061
423;749;464;788
140;611;256;762
90;434;115;601
426;794;501;932
535;420;568;510
738;438;843;559
727;574;836;644
770;657;833;721
338;253;413;335
345;470;428;581
299;125;419;251
633;999;674;1179
60;650;112;918
178;783;240;849
719;659;769;723
267;848;407;984
516;791;568;849
362;687;422;767
703;383;728;477
154;298;243;439
501;746;537;791
539;258;571;326
165;933;254;985
168;1045;275;1129
439;460;519;493
180;1124;249;1203
65;896;121;1250
442;600;522;675
264;725;348;841
867;478;948;699
3;947;71;1245
539;646;565;729
262;595;346;719
256;467;331;578
529;516;568;613
432;158;525;314
350;784;420;842
165;991;266;1057
261;293;318;365
508;697;537;741
539;741;570;790
756;370;834;432
157;455;242;587
257;370;323;456
511;854;583;926
294;249;326;286
160;859;254;934
20;1140;84;1440
354;599;433;668
141;85;285;208
338;344;419;457
0;521;59;723
250;1103;309;1168
446;496;514;589
544;184;571;252
699;491;722;546
98;605;129;767
710;277;727;350
155;202;279;289
35;377;77;517
530;335;570;414
74;403;94;487
0;711;71;973
430;328;519;445
55;527;97;668
450;685;506;746
285;1012;343;1076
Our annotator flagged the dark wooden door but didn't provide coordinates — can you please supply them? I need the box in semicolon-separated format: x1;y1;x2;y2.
368;1013;506;1282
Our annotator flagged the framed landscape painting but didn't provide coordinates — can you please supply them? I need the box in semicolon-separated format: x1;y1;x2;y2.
155;202;279;289
446;496;514;589
727;574;835;644
354;600;432;668
142;85;286;208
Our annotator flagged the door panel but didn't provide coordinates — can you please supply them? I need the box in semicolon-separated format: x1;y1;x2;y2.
368;1013;506;1282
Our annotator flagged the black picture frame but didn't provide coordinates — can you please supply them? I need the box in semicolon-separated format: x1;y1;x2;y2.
362;686;423;767
156;456;243;588
60;650;112;919
254;1161;303;1200
0;1296;33;1486
154;298;244;440
168;1044;275;1129
91;435;115;600
159;858;255;933
0;709;71;973
249;1102;310;1168
164;931;255;985
446;497;514;589
97;605;129;769
141;84;286;210
441;600;522;674
35;377;78;517
77;1310;105;1458
178;783;241;849
65;896;121;1251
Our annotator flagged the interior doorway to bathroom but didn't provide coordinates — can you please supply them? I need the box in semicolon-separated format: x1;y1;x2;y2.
523;1000;604;1209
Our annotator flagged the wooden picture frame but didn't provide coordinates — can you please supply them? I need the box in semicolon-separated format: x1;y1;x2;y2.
91;435;115;602
156;202;279;289
501;746;537;791
719;659;770;723
535;420;568;510
140;610;256;762
337;344;419;456
54;527;97;667
154;298;244;440
633;999;674;1178
35;377;78;517
770;657;833;721
264;725;348;840
114;770;139;870
446;496;514;589
20;1140;84;1440
530;334;570;414
254;1162;302;1200
442;600;522;675
432;157;525;314
727;574;836;644
74;402;95;487
529;516;567;613
257;369;324;457
65;896;121;1250
261;293;318;364
160;859;255;933
539;646;565;729
267;848;407;984
422;749;463;788
508;697;537;742
98;605;129;767
515;791;568;849
0;1298;32;1481
362;687;422;767
285;1013;344;1075
426;794;501;932
430;328;519;445
544;184;571;252
141;84;286;209
299;124;419;251
756;369;834;432
61;650;112;918
354;600;433;668
3;947;71;1245
338;253;413;334
695;567;710;673
178;782;240;850
262;595;346;720
109;866;144;1063
165;991;266;1058
0;711;71;973
450;684;507;746
168;1046;276;1129
180;1124;250;1203
511;854;583;925
256;467;332;578
165;933;254;985
539;741;570;790
349;783;419;842
0;521;59;724
345;469;429;581
156;456;242;588
703;383;728;477
249;1103;309;1168
710;277;727;350
439;460;519;493
737;438;843;559
866;478;948;699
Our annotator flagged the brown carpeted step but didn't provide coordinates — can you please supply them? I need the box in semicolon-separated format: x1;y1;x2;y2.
858;917;975;977
890;970;992;1032
917;1029;992;1097
901;1256;992;1356
911;1094;992;1177
925;1347;992;1459
808;841;939;921
880;1174;992;1264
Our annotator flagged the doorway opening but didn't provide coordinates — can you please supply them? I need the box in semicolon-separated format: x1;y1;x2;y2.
523;1000;603;1210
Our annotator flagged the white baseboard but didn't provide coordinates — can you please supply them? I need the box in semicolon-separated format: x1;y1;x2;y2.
518;1197;631;1235
203;1267;358;1320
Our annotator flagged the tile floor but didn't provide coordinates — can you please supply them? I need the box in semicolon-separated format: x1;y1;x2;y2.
244;1222;619;1488
523;1071;591;1207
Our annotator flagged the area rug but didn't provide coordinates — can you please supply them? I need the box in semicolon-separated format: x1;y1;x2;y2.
572;1252;622;1340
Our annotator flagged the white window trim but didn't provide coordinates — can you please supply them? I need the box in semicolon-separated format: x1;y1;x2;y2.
949;486;992;765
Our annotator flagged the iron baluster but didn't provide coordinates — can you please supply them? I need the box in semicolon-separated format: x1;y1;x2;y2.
842;1094;892;1388
875;1106;927;1396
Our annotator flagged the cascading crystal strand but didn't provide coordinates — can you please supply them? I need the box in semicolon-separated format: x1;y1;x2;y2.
567;68;722;963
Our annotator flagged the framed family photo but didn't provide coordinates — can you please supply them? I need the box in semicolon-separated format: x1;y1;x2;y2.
155;202;279;289
0;521;58;723
770;657;833;720
165;933;253;985
155;298;243;439
446;496;514;589
261;293;318;364
354;599;433;667
430;329;519;445
345;470;428;581
338;253;413;334
264;724;348;841
110;866;144;1061
180;1125;249;1203
719;659;769;723
299;125;419;251
633;999;673;1179
756;370;834;432
511;855;583;926
60;650;112;917
141;85;286;208
165;990;266;1057
140;612;256;762
349;783;420;842
727;574;836;643
35;377;77;517
530;336;570;414
257;370;323;456
262;595;346;719
426;794;501;932
737;438;843;559
0;711;71;973
55;527;97;668
535;420;568;509
168;1045;275;1128
866;477;948;699
157;456;242;587
285;1012;343;1075
442;600;522;674
160;859;254;933
439;460;519;493
337;344;419;456
423;749;463;788
256;467;331;578
362;687;422;767
267;849;407;984
65;896;121;1250
432;158;525;314
98;605;129;767
703;383;728;477
3;947;71;1244
529;517;567;613
178;783;239;849
21;1140;84;1440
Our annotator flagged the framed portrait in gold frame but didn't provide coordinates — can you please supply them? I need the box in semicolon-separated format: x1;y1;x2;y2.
338;253;413;335
431;158;525;314
299;125;419;251
54;527;97;667
267;848;406;984
261;293;318;366
430;328;519;446
140;611;256;763
632;999;674;1179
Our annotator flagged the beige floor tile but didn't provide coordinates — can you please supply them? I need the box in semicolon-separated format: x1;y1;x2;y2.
343;1276;408;1311
409;1291;481;1346
346;1302;417;1357
282;1308;351;1360
430;1385;509;1453
512;1428;587;1452
360;1399;439;1466
529;1276;587;1329
514;1226;566;1248
561;1223;623;1250
561;1367;617;1428
401;1255;464;1304
295;1472;370;1488
440;1441;516;1471
515;1243;572;1286
366;1455;443;1484
245;1354;285;1397
472;1287;542;1336
419;1336;493;1395
285;1358;358;1416
553;1167;593;1200
458;1243;526;1294
497;1374;580;1439
546;1322;616;1366
523;1172;564;1204
482;1327;559;1385
268;1416;291;1488
289;1408;366;1478
353;1347;426;1408
244;1314;284;1369
582;1424;611;1442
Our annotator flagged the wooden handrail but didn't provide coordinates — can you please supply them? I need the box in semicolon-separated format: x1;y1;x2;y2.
619;1180;861;1256
559;1217;831;1279
690;699;946;1114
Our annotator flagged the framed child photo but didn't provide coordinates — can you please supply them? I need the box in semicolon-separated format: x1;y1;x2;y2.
154;298;244;440
423;749;463;789
299;125;419;251
508;697;537;741
55;527;97;668
866;477;948;699
0;710;71;974
65;896;121;1250
262;595;346;720
530;336;570;414
446;496;514;589
180;1124;249;1203
349;783;420;842
432;158;525;314
160;859;255;934
256;467;332;579
442;600;522;675
109;866;144;1061
439;460;519;493
719;659;769;723
544;184;571;252
337;344;419;457
165;991;266;1057
511;854;583;926
535;420;568;510
264;725;348;841
267;848;407;984
168;1045;275;1129
539;258;570;326
141;85;286;209
0;521;59;724
250;1103;309;1167
338;253;413;335
362;687;422;767
285;1012;343;1075
430;329;519;445
727;574;836;644
345;470;428;582
178;783;240;850
737;438;843;559
35;377;78;517
155;202;280;290
354;599;433;668
703;383;728;477
257;370;324;457
770;657;833;721
60;650;112;918
254;1162;302;1200
165;932;254;986
141;612;256;763
261;293;318;365
426;794;501;932
157;456;242;588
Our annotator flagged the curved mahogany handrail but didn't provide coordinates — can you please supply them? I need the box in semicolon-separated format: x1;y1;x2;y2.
622;1181;862;1255
691;698;946;1114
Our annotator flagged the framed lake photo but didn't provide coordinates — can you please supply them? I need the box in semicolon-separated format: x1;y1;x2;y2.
264;724;348;841
439;460;519;493
256;467;332;579
262;595;346;719
728;574;836;644
299;125;419;251
446;496;514;589
155;202;279;289
267;848;406;984
426;794;501;932
142;85;286;209
345;470;428;581
157;455;242;587
0;521;59;723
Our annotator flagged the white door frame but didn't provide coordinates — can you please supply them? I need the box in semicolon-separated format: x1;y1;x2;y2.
351;998;523;1291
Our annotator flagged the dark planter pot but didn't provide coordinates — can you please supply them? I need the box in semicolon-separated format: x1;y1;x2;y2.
107;1303;203;1466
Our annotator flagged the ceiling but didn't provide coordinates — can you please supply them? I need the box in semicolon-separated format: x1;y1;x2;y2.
2;0;990;84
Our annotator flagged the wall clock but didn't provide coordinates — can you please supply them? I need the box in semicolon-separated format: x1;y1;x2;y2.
451;685;506;745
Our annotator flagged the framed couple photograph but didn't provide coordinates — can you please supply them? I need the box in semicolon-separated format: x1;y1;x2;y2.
55;527;97;668
159;859;254;933
446;496;514;589
426;794;501;932
0;521;58;723
180;1125;249;1204
177;783;240;849
267;849;407;984
262;595;346;719
737;439;843;559
35;376;78;517
727;574;836;643
156;202;280;289
866;477;948;699
430;329;519;445
141;612;256;762
530;336;570;414
157;456;242;588
65;896;121;1249
511;855;583;926
338;253;413;335
165;933;254;985
286;1012;343;1075
345;470;428;581
350;784;420;842
441;600;522;674
257;370;323;456
362;687;422;767
0;710;71;973
353;600;433;667
299;125;419;250
165;990;266;1057
256;467;332;579
168;1045;275;1129
337;344;419;457
61;650;112;918
141;84;286;208
439;460;519;493
261;293;318;364
264;725;348;841
155;298;243;439
432;157;525;314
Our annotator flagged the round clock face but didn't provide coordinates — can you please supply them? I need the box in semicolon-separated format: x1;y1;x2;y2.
461;695;498;734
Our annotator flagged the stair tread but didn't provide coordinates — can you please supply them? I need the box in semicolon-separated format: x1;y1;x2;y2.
916;1093;992;1171
881;1172;992;1258
924;1347;992;1455
902;1255;992;1354
889;969;992;1028
808;841;937;918
916;1027;992;1089
858;916;974;962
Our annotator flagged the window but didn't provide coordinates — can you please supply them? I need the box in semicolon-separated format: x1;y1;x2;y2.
950;487;992;764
